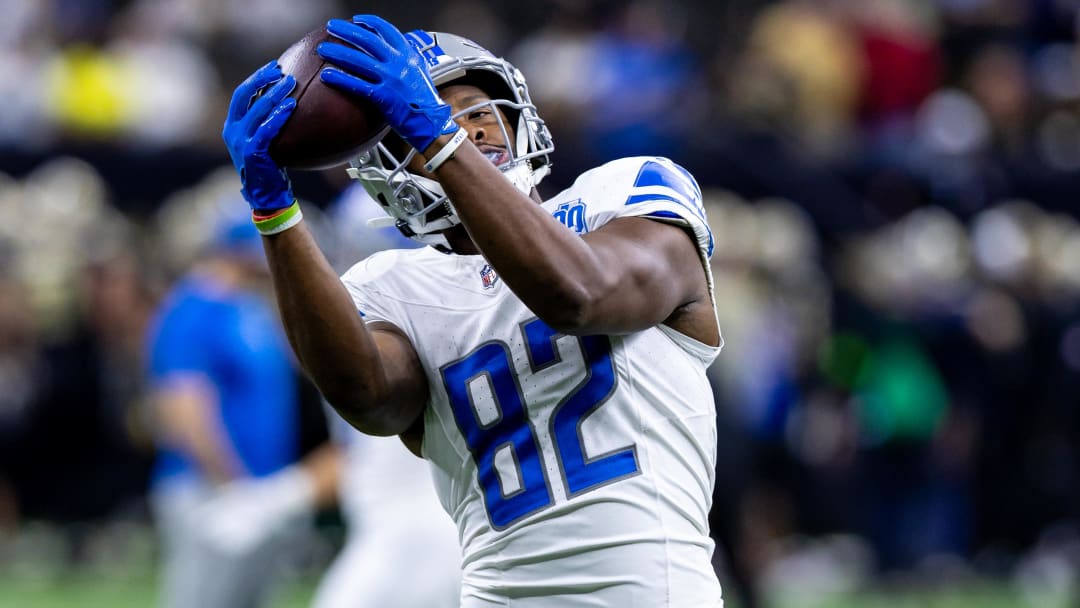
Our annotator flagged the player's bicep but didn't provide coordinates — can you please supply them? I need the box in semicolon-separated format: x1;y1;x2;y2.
581;216;708;330
369;323;427;398
353;322;429;434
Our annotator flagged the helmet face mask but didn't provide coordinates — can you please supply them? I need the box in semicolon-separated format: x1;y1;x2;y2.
346;31;554;249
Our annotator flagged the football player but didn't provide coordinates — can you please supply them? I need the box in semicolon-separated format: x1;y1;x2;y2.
222;15;723;607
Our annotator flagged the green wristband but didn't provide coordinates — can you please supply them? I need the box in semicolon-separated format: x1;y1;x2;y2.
253;201;303;235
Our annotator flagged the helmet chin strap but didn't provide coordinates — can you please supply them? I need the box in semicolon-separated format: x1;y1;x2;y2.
501;162;537;195
365;216;397;228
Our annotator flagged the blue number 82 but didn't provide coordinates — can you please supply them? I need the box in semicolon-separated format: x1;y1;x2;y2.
440;318;640;529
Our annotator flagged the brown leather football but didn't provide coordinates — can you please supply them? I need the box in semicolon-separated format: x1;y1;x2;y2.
269;27;388;170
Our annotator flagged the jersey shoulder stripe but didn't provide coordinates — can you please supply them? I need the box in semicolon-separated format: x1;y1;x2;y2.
626;159;705;218
550;156;715;259
625;158;713;257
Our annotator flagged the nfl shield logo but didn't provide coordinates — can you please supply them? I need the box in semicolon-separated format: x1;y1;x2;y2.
480;264;498;289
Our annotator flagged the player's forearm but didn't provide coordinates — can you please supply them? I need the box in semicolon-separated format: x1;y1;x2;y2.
430;140;618;332
260;222;405;433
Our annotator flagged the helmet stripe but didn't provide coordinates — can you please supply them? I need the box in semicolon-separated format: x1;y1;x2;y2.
405;30;445;67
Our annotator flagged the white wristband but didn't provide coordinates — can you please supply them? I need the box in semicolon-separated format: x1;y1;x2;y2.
423;127;468;173
252;201;303;235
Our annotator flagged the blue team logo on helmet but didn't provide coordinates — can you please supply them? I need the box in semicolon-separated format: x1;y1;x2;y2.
405;30;447;67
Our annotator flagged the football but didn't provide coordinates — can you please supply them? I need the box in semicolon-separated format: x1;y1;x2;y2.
269;26;388;170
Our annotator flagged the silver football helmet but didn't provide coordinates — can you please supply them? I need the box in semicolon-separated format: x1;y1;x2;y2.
345;30;554;249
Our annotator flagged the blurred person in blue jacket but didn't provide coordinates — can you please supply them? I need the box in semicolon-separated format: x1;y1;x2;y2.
145;212;341;608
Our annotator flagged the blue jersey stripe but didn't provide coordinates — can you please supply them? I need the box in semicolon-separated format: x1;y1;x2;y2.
625;192;706;223
645;210;715;257
632;160;702;205
671;162;703;200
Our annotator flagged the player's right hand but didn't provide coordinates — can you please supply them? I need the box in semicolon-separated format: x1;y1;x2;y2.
222;61;297;211
317;15;459;153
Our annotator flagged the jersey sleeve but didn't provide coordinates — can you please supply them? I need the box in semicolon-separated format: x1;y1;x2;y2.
339;250;408;328
578;156;714;261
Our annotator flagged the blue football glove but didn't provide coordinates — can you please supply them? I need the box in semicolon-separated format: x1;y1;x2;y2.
317;15;458;153
222;61;297;211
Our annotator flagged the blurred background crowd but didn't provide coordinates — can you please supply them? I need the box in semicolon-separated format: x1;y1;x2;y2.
1;0;1079;606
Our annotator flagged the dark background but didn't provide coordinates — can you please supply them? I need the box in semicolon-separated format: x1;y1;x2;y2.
1;0;1078;605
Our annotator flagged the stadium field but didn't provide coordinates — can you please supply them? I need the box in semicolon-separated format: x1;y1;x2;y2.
0;573;1067;608
0;573;316;608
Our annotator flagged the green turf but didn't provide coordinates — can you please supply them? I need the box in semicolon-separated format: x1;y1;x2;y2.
0;574;1070;608
0;573;317;608
759;584;1072;608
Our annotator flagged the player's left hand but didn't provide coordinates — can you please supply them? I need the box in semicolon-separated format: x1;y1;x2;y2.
317;15;459;153
222;61;297;212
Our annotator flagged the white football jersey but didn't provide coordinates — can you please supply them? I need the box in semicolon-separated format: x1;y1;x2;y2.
341;156;723;607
